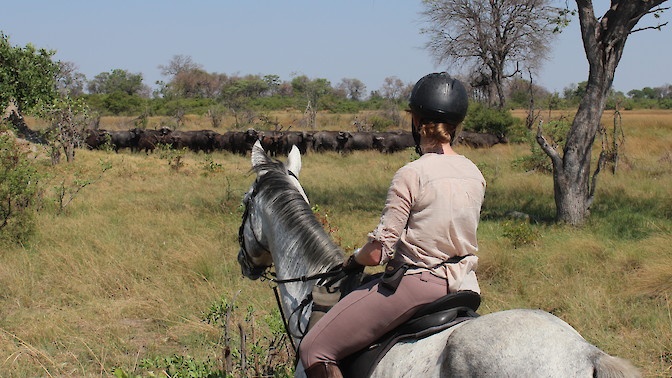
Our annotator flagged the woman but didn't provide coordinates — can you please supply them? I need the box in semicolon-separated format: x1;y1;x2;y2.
299;72;486;378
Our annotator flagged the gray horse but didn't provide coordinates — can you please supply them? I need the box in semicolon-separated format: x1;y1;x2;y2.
237;141;640;378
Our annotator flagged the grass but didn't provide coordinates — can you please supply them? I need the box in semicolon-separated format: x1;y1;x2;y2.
2;109;671;376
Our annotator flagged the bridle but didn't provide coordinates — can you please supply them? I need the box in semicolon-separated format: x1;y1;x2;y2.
237;171;347;346
237;180;272;280
238;171;345;284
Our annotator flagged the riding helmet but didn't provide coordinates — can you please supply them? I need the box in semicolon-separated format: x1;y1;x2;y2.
409;72;468;125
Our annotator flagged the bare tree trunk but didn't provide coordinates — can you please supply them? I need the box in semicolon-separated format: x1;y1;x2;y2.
538;0;668;225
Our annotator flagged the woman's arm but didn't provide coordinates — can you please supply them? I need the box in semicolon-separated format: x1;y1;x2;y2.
353;240;383;266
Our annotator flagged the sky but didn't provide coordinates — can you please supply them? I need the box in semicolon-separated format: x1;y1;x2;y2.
3;1;671;96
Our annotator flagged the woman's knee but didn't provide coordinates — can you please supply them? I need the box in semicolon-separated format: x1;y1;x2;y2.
299;336;333;367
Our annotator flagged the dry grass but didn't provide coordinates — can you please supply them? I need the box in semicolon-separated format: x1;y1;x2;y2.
2;109;671;376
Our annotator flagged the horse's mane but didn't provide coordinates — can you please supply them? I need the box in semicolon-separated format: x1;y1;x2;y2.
252;160;343;272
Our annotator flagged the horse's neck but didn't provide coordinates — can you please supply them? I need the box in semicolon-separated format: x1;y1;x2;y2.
261;205;341;342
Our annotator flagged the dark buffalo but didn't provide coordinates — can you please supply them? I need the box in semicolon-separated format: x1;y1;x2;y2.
165;130;218;153
84;129;111;150
455;131;508;148
343;131;379;151
133;127;172;153
229;129;259;156
312;130;352;153
373;130;415;153
213;131;234;152
258;130;284;157
109;129;139;152
279;131;308;155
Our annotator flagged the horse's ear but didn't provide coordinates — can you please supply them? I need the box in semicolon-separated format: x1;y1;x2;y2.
251;140;267;169
286;145;302;178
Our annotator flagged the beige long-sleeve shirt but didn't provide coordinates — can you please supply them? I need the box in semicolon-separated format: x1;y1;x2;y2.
368;153;486;293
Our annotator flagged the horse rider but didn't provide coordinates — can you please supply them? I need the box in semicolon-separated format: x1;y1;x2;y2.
298;72;487;377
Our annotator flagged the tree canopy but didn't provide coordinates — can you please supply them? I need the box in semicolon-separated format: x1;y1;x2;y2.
0;32;59;115
421;0;562;108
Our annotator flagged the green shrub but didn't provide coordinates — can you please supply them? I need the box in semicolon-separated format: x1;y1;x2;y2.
501;220;541;248
367;114;396;131
463;102;518;136
0;132;40;244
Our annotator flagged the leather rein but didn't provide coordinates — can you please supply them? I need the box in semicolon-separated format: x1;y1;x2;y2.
237;172;346;349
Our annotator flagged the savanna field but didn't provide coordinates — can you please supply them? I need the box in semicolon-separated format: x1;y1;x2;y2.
1;110;671;377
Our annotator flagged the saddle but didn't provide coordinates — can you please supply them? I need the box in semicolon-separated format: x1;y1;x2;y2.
338;290;481;378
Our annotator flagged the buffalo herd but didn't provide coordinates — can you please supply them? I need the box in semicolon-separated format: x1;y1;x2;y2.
84;127;507;156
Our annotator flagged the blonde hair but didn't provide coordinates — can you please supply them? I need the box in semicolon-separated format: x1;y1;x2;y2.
418;121;458;145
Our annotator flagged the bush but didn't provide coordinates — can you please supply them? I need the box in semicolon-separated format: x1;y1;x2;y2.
0;131;40;244
501;220;540;248
463;102;518;136
367;114;396;131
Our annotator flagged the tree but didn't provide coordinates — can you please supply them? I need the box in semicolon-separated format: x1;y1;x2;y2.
170;69;226;98
421;0;562;108
536;0;669;225
506;77;551;109
380;76;406;101
1;32;59;142
56;61;86;97
337;78;367;101
291;76;332;129
43;97;92;163
159;54;201;77
87;69;148;97
562;81;589;105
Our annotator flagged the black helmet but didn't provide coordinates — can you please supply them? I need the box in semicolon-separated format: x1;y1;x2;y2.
409;72;468;125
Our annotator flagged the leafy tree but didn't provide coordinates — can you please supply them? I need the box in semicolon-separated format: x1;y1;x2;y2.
263;74;281;96
291;76;333;128
505;77;551;109
0;32;59;142
219;79;254;128
562;81;589;106
87;69;148;96
627;86;658;99
421;0;563;108
536;0;669;225
101;91;146;115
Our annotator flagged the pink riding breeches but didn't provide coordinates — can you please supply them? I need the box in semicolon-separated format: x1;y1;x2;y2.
299;271;449;369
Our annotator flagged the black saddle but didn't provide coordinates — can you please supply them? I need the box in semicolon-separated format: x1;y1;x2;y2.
339;290;480;378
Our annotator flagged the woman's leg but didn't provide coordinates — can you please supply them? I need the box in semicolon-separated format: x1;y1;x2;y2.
299;272;447;368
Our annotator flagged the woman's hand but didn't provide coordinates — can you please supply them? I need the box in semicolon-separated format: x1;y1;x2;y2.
348;240;383;267
342;253;364;273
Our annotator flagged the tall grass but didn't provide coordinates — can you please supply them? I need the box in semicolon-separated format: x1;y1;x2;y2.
2;109;671;376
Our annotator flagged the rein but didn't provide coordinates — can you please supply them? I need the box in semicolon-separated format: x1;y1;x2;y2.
263;265;347;351
238;170;347;349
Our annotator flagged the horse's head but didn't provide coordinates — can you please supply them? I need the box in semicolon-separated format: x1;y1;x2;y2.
238;141;307;280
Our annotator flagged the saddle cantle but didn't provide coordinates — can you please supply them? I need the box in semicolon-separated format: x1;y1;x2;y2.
339;290;481;378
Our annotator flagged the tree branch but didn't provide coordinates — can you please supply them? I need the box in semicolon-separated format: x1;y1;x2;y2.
631;21;669;33
588;149;608;209
536;121;563;169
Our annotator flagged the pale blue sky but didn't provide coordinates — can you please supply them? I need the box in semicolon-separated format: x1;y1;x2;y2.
3;1;670;95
